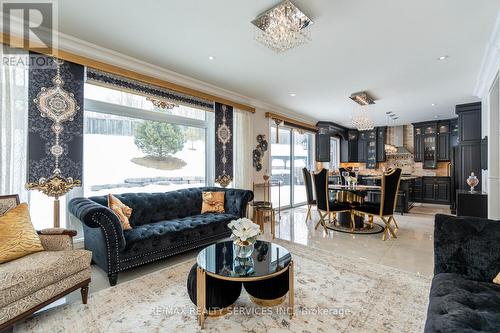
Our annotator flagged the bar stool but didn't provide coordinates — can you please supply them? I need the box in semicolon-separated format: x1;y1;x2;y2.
251;182;277;239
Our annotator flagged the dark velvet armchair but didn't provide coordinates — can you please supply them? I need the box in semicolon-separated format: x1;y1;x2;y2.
424;214;500;332
69;187;253;285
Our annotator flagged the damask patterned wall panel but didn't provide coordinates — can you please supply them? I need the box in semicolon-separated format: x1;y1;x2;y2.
214;102;233;187
27;52;84;187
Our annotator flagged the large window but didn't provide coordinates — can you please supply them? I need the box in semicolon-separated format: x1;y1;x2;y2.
270;126;314;208
64;84;214;238
82;85;213;197
83;111;207;196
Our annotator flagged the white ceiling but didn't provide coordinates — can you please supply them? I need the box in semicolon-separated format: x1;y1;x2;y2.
57;0;500;126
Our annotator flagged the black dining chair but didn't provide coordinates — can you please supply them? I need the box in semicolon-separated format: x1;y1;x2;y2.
352;168;402;240
302;168;316;222
313;169;351;231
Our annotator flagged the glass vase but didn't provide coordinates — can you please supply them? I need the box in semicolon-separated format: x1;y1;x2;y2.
233;240;255;259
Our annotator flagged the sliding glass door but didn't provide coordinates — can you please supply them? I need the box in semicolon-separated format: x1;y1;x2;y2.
270;126;314;209
271;126;292;208
293;131;314;205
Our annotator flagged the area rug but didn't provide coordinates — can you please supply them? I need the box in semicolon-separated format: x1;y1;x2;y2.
15;240;431;333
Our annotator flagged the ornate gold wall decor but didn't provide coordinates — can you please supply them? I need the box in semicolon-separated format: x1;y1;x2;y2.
26;176;81;198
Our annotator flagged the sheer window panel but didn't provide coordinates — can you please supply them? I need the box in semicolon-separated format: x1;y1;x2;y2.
0;49;29;203
233;109;254;190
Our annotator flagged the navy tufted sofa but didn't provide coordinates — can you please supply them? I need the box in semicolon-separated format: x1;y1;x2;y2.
424;214;500;332
68;187;253;285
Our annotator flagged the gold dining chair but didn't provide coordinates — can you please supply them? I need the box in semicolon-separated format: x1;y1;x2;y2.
351;168;402;240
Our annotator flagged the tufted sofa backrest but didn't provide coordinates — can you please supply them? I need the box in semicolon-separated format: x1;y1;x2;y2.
89;187;253;227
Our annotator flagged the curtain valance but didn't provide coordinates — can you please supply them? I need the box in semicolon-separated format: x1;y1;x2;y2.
86;68;215;112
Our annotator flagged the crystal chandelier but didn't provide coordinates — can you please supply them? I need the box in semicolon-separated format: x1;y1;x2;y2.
251;1;313;53
350;107;375;131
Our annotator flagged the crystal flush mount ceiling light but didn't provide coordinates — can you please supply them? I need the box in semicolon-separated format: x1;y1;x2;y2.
251;1;313;53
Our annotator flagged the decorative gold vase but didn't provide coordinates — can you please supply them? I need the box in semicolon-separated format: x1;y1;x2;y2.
466;172;479;192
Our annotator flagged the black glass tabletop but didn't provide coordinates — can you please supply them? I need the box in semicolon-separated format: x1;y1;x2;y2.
196;240;291;279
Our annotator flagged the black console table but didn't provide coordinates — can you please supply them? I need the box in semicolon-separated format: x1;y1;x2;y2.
456;189;488;218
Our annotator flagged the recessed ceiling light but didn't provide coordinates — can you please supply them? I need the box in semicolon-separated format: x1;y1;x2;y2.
208;56;216;60
431;103;437;107
289;93;296;97
437;55;449;61
434;115;439;119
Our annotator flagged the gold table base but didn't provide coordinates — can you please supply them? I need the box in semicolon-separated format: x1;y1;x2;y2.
196;261;294;328
249;295;286;307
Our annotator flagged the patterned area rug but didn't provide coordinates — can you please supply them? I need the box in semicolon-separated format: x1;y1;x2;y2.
15;240;430;332
327;222;385;234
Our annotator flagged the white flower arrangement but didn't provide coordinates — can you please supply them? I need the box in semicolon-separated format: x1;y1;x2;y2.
227;218;261;244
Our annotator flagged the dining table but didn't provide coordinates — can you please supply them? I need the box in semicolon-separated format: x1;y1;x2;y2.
327;184;382;230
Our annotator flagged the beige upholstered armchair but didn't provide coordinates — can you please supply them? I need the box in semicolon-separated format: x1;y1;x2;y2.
0;195;92;330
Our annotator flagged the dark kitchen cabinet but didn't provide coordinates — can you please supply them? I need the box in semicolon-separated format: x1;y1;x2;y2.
458;106;482;142
413;125;424;162
413;177;422;202
414;119;455;165
423;123;437;169
315;128;330;162
376;127;386;162
437;121;450;161
366;130;377;169
422;179;436;202
358;131;367;162
450;119;459;147
347;130;359;162
422;177;451;204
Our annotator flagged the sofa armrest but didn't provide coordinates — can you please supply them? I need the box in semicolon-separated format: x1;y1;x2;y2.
434;214;500;281
37;228;76;251
223;189;254;218
68;197;126;252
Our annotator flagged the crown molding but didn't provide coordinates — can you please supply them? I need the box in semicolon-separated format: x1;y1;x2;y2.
57;32;318;123
474;12;500;98
1;14;318;123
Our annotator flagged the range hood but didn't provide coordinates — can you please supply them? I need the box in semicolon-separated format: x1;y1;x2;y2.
385;126;413;156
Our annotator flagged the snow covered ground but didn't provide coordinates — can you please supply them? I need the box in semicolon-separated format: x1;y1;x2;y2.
84;134;206;196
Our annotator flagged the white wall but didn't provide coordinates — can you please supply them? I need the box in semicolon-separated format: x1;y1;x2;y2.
475;13;500;219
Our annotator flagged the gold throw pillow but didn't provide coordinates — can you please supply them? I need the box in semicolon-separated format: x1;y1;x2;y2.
0;203;44;264
201;192;225;214
108;194;132;230
494;273;500;285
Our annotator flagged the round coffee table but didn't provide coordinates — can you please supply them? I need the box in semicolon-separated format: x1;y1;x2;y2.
188;240;294;328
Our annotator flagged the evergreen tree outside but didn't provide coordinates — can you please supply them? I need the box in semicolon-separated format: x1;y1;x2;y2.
134;121;185;160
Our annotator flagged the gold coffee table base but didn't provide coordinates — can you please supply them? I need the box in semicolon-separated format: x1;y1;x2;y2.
249;295;286;307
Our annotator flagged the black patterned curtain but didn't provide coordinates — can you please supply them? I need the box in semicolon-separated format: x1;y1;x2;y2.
27;52;84;196
214;102;233;187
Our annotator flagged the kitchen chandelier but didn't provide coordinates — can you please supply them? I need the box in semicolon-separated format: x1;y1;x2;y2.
350;107;375;131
